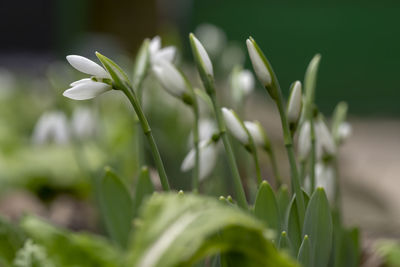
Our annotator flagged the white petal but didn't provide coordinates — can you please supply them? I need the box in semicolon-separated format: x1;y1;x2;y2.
221;108;248;144
152;60;187;97
338;122;352;141
63;81;111;100
152;46;176;64
287;81;302;123
315;163;335;203
70;78;92;87
149;36;161;55
66;55;110;79
298;121;311;159
238;70;254;95
246;39;271;87
192;35;213;76
32;111;70;145
315;119;336;156
244;121;264;147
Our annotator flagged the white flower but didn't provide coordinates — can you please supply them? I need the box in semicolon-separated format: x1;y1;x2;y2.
298;121;311;160
187;119;217;147
189;34;213;77
181;139;218;181
71;107;97;139
337;122;352;142
221;107;248;144
32;111;70;145
149;36;176;65
304;163;335;203
64;55;112;100
246;38;271;87
232;69;254;104
152;60;188;98
315;118;336;158
287;81;302;124
244;121;264;147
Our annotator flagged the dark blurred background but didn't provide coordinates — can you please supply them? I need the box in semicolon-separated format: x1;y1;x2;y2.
1;0;400;115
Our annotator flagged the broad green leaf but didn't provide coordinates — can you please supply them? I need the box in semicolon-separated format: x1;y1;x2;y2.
133;166;154;217
278;231;292;254
132;39;150;89
297;235;311;267
302;188;333;267
96;52;131;90
286;191;310;255
20;216;122;267
254;181;280;234
128;193;297;267
13;239;54;267
0;216;26;265
277;185;290;225
99;167;134;248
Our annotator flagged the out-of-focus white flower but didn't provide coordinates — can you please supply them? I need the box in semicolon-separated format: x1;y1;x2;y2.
189;34;214;77
0;68;16;99
337;122;352;142
221;107;248;144
63;55;112;100
194;23;227;56
71;107;97;139
244;121;264;147
149;36;176;65
315;118;336;158
152;60;188;98
232;69;254;104
181;139;219;181
32;111;70;145
304;163;335;203
298;121;311;160
287;81;302;124
188;119;217;147
246;38;271;87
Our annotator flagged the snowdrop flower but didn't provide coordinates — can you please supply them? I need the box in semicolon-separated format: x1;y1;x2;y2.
287;81;303;125
181;139;219;181
304;163;335;203
188;119;217;147
152;60;189;98
315;118;336;158
71;106;97;140
337;122;352;142
244;121;270;150
189;33;213;77
149;36;176;65
32;111;70;145
232;69;255;104
246;38;271;87
221;107;248;144
63;55;112;100
297;121;311;160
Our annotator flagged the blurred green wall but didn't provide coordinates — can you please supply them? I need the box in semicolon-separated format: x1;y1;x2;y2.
190;1;400;116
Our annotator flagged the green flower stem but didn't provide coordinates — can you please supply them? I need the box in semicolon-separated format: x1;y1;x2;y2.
309;118;317;194
332;156;342;221
245;134;262;185
275;94;305;223
192;100;200;192
209;91;248;209
267;148;282;188
121;85;171;191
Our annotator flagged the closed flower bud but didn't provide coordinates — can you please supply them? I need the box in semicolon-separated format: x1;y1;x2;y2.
244;121;270;150
221;107;248;144
298;121;311;160
189;33;214;77
287;81;303;125
246;38;271;88
152;60;188;98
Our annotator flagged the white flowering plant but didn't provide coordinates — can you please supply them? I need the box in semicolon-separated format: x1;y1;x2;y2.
0;27;361;267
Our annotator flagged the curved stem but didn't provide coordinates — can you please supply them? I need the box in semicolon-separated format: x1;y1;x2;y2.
121;85;170;191
209;91;248;209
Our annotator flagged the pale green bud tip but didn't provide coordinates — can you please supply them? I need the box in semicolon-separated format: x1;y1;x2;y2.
287;81;303;123
178;190;184;195
281;231;287;237
189;33;213;77
221;107;248;144
303;235;309;240
246;38;271;87
219;196;226;201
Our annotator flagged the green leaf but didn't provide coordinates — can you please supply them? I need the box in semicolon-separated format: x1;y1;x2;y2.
96;52;131;90
254;181;280;234
0;216;26;265
132;39;150;89
99;167;134;248
297;235;311;267
128;193;297;267
277;185;290;225
302;188;333;267
286;190;310;255
133;166;154;217
333;227;360;267
20;216;122;267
